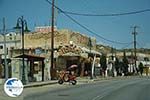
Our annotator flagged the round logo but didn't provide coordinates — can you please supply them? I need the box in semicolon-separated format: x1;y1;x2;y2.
4;78;24;97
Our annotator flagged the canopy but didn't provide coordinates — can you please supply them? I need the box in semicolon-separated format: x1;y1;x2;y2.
81;47;101;56
14;54;45;61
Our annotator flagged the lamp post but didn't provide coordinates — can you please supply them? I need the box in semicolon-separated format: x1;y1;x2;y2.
14;16;30;85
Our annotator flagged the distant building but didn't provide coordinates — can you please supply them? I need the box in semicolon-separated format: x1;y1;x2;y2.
35;26;57;33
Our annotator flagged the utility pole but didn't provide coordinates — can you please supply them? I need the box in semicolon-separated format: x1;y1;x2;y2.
3;17;8;80
50;0;55;80
111;47;114;61
88;37;93;79
131;26;139;73
111;47;115;77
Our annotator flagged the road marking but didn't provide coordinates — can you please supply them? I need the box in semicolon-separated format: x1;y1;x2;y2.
92;91;109;100
58;94;70;96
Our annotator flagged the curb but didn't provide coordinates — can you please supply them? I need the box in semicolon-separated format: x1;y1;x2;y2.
24;81;58;88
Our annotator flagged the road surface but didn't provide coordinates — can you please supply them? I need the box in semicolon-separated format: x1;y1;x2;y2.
24;77;150;100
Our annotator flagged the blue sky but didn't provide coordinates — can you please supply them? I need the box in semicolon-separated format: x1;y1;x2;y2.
0;0;150;49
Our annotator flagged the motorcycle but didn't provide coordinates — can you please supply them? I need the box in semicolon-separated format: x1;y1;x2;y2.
58;65;77;85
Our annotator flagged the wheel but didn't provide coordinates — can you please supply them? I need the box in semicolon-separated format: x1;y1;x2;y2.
58;79;64;84
72;80;77;85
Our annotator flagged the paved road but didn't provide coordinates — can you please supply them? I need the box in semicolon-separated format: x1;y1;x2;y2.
24;77;150;100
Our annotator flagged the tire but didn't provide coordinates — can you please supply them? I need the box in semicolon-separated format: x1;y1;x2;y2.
72;80;77;85
58;80;64;84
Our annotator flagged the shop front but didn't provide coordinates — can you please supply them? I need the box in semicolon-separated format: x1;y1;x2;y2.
56;43;101;77
56;44;84;76
14;54;45;83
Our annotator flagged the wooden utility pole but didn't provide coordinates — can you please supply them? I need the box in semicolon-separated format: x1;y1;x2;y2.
3;17;8;80
50;0;55;80
132;26;139;73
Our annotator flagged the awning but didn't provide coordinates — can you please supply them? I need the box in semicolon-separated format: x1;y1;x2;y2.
57;43;101;57
81;47;101;56
14;54;45;81
14;54;45;61
58;44;83;56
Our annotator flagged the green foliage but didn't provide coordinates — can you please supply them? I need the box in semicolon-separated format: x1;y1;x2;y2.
122;50;129;75
138;62;144;75
100;54;107;70
123;50;129;65
115;57;120;69
144;57;149;61
138;62;144;68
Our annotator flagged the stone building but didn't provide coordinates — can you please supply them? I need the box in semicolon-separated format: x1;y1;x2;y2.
0;27;100;82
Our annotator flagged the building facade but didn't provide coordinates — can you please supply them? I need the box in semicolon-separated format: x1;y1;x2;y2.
0;27;100;83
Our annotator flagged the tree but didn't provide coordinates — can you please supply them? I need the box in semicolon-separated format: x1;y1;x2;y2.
100;54;107;76
122;50;129;76
138;62;143;76
115;57;121;76
144;57;149;62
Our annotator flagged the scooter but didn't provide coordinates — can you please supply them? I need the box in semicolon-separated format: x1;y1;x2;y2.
58;71;77;85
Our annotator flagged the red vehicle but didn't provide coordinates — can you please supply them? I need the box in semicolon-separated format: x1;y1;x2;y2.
58;65;77;85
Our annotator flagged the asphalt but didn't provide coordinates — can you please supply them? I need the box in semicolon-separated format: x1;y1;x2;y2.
0;76;141;89
0;76;146;100
23;76;123;88
23;77;150;100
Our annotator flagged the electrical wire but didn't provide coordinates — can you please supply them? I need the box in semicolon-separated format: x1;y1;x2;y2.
46;0;150;17
121;42;133;49
62;9;150;17
45;0;132;45
136;42;145;48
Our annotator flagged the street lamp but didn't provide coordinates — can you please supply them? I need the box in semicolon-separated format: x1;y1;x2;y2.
14;16;30;85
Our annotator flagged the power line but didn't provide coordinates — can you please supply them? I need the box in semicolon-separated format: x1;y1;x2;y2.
136;42;144;48
46;0;150;17
45;0;132;45
121;42;133;49
62;9;150;17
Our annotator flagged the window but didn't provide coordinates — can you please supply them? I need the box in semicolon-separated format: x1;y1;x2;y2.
0;45;3;49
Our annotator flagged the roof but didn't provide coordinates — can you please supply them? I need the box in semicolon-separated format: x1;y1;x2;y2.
81;47;101;55
14;54;45;61
60;52;80;57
